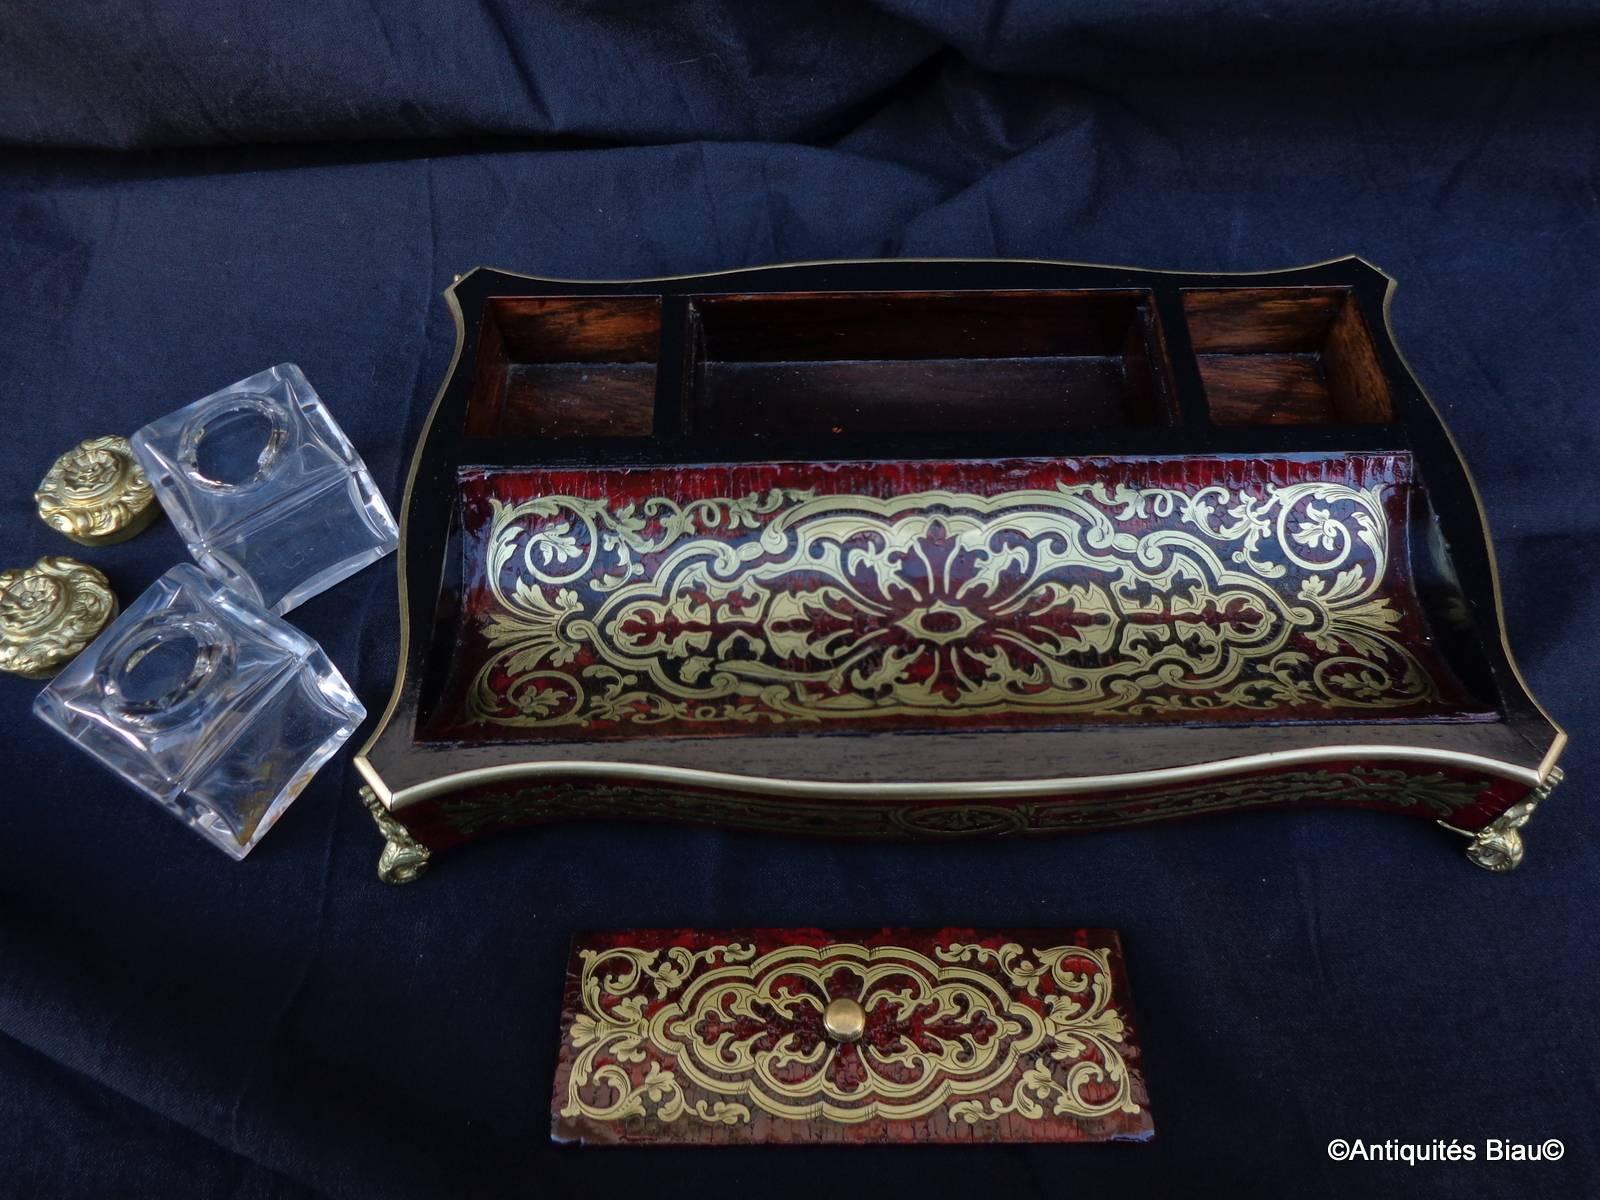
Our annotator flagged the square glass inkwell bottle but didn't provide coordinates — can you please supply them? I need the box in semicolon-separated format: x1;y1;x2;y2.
131;363;398;615
34;565;366;859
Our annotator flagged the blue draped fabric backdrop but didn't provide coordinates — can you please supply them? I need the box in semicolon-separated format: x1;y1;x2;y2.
1;3;1596;1196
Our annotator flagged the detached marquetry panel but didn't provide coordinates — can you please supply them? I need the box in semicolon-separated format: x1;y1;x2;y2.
551;927;1153;1146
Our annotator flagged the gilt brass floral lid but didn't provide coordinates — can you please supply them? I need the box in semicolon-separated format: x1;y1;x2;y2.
0;557;119;679
35;435;160;545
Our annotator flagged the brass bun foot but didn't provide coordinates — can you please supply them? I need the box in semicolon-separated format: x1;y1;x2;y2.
360;786;432;884
1460;767;1564;873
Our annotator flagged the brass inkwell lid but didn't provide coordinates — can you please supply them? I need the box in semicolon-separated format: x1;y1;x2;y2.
0;557;119;679
35;435;160;546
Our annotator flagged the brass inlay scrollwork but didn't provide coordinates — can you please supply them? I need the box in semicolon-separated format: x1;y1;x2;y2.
559;939;1141;1128
469;480;1443;731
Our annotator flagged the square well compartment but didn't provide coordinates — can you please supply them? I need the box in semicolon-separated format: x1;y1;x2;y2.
463;296;661;438
687;290;1172;436
1182;287;1394;425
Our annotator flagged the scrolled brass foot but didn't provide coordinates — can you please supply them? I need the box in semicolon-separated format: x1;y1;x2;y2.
1461;767;1563;873
360;786;432;884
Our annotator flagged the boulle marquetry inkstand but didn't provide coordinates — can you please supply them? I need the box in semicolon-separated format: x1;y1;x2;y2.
354;257;1566;883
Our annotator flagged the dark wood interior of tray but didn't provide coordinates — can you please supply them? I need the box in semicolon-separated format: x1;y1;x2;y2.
463;295;662;438
1183;287;1394;425
459;285;1397;442
686;291;1172;435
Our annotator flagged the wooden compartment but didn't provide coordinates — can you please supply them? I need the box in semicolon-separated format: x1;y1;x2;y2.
688;290;1172;436
1183;287;1394;425
463;295;661;438
354;258;1565;882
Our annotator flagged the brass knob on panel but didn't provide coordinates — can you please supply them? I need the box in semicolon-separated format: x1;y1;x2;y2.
822;997;866;1043
35;435;160;546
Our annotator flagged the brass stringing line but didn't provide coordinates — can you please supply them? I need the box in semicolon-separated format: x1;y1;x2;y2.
559;941;1141;1127
472;480;1440;728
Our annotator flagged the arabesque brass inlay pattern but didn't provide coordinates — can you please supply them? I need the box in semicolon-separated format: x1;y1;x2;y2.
469;481;1441;730
558;939;1141;1129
